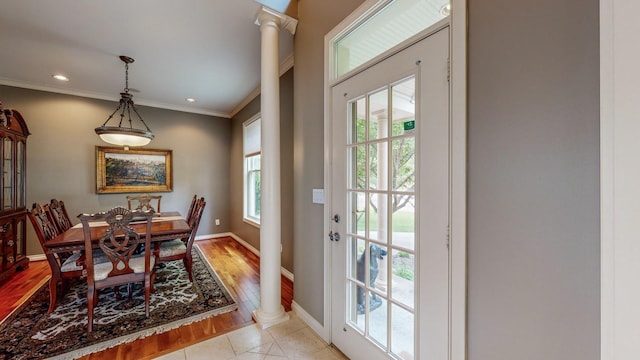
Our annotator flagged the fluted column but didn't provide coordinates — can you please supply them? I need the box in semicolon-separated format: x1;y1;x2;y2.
253;6;297;329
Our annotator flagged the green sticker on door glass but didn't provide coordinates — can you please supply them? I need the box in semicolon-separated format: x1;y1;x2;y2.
403;120;415;131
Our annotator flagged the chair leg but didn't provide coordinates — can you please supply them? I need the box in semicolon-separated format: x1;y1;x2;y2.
184;255;193;282
87;284;96;333
48;277;58;314
144;275;151;317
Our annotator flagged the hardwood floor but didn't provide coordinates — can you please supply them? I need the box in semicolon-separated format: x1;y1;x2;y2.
0;236;294;360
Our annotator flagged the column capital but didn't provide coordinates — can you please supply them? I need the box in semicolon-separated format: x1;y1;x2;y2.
254;5;298;35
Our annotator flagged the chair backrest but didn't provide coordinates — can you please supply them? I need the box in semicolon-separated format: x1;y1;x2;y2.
186;194;197;223
185;197;206;252
27;203;69;266
79;207;154;283
49;199;73;233
126;194;161;212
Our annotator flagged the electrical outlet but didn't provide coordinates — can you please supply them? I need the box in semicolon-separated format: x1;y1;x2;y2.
215;218;220;226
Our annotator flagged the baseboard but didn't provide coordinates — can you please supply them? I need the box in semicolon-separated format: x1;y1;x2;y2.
28;254;46;262
196;232;294;282
292;300;330;343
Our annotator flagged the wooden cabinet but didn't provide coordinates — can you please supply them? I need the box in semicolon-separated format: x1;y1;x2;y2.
0;106;29;284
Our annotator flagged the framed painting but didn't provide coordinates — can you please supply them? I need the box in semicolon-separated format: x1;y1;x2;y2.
96;146;173;194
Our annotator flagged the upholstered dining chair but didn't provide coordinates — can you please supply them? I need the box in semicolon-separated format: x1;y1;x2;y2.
79;207;155;333
49;198;73;233
158;197;206;282
28;203;83;314
126;194;162;213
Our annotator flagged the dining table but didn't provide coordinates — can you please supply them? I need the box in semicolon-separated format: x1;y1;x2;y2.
45;211;191;255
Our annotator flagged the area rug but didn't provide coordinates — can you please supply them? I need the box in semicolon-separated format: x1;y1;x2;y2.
0;246;237;360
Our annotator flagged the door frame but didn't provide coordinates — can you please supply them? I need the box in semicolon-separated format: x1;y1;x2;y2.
322;1;467;358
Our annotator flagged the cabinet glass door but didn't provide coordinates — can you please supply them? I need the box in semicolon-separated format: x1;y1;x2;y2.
17;141;24;207
3;137;13;209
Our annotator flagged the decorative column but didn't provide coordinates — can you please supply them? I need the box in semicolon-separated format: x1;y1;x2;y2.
253;6;297;329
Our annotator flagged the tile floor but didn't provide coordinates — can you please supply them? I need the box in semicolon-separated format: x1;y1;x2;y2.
154;313;348;360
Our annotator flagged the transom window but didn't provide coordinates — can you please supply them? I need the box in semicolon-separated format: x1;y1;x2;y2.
333;0;450;80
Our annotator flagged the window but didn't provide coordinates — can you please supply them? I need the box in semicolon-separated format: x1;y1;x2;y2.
333;0;450;79
243;115;261;225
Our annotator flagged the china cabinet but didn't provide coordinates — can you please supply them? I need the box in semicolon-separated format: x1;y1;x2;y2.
0;105;29;284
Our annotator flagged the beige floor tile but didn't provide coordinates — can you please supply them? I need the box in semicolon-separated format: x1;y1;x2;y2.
185;335;236;360
231;352;266;360
227;324;276;355
275;327;329;358
153;349;186;360
267;314;308;341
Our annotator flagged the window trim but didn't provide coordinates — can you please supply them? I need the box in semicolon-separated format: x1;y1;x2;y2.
243;113;262;226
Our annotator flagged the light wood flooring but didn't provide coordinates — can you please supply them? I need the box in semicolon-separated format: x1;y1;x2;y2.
0;236;294;360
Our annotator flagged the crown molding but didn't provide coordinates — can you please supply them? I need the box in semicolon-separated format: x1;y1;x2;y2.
0;78;231;118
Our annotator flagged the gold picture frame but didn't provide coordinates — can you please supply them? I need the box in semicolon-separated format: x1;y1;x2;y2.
96;146;173;194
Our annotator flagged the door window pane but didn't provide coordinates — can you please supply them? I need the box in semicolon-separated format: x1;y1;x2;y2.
392;77;416;136
369;141;389;191
392;137;415;191
391;304;415;360
349;145;367;189
350;97;367;144
368;291;388;348
368;193;388;242
392;195;415;251
369;89;388;140
391;249;414;308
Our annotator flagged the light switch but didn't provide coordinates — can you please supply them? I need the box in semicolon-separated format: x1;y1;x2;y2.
312;189;324;204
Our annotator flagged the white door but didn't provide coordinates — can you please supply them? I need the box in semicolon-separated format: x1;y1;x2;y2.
330;27;450;360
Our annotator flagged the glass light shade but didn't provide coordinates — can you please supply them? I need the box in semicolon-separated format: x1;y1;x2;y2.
95;126;154;147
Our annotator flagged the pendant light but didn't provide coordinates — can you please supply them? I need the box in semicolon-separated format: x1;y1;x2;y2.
95;56;154;147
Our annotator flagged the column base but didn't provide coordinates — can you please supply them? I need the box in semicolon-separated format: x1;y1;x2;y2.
252;306;290;329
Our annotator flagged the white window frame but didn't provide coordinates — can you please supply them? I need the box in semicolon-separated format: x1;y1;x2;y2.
243;114;262;227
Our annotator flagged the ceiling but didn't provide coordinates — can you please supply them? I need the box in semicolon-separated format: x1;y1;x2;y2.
0;0;295;118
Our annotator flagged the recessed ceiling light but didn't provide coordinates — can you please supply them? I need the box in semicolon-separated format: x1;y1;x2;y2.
52;74;69;81
186;98;196;103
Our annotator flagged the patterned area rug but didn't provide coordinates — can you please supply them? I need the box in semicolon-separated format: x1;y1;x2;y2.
0;246;237;360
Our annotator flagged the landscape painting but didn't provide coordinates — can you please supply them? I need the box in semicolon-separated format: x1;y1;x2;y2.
96;146;173;193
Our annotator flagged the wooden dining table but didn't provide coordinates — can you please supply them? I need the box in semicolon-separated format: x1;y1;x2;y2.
45;211;191;255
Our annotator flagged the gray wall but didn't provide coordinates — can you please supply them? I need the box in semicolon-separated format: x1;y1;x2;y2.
229;68;295;272
293;0;365;324
467;1;600;359
1;85;231;256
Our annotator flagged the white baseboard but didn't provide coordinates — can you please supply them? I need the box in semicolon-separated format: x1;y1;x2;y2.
28;254;46;262
292;300;330;343
197;232;295;282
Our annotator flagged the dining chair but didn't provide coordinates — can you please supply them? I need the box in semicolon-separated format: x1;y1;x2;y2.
28;203;83;314
126;194;162;213
157;197;206;282
49;198;73;233
79;207;155;333
186;194;197;223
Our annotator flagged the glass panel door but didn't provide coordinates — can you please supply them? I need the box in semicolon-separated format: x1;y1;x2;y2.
331;28;450;360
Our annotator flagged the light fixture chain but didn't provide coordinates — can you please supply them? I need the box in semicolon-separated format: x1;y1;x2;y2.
124;62;129;93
